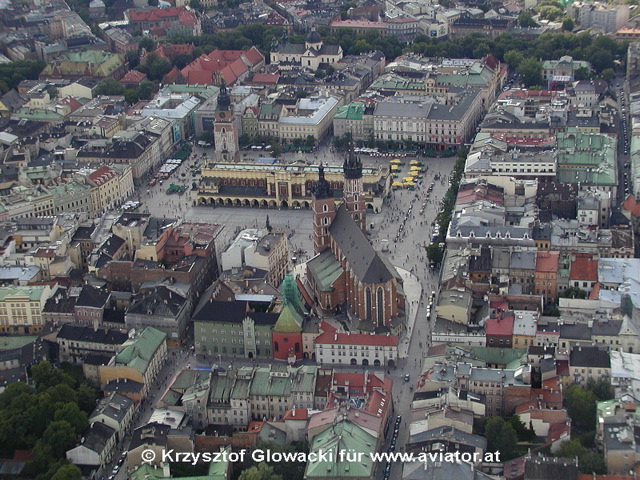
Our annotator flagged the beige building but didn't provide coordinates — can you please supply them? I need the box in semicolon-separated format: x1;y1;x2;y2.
568;345;611;386
372;89;484;149
0;284;54;334
270;31;343;71
98;326;167;399
434;289;472;324
77;165;134;216
195;162;390;212
258;96;340;142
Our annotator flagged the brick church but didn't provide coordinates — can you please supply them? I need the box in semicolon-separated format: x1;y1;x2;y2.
305;151;406;334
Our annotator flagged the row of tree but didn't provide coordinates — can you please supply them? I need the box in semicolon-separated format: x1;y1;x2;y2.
0;361;97;480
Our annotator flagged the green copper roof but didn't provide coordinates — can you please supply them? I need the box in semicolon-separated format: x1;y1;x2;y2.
114;326;166;375
129;447;230;480
306;249;342;292
274;302;303;333
305;420;377;478
334;102;365;120
281;273;304;312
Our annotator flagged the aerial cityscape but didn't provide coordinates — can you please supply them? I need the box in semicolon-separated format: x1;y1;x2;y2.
0;0;638;479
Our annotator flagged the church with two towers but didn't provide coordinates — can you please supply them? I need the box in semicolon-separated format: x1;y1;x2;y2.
306;151;406;334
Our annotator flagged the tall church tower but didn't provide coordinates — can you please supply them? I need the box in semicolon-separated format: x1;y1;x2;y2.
343;147;366;232
312;165;336;255
213;80;239;162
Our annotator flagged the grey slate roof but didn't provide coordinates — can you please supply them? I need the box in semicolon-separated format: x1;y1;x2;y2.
80;422;116;454
76;285;110;308
328;204;399;284
57;324;127;344
408;425;487;450
569;346;610;368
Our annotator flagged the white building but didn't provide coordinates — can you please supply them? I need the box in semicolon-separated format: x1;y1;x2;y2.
314;330;399;366
66;422;117;469
569;1;629;33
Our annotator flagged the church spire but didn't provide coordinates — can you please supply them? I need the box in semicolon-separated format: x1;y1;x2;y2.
343;140;362;180
217;79;230;111
312;164;332;199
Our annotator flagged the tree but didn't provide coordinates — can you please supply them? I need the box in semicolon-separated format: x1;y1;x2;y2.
586;378;613;401
484;417;517;459
124;89;139;104
76;383;97;414
189;0;203;10
562;17;574;31
537;5;563;20
139;37;156;52
95;78;125;96
560;287;587;299
518;11;538;28
574;66;591;81
51;464;82;480
46;86;58;99
53;403;88;434
517;58;542;87
31;361;76;392
41;421;76;458
565;383;596;429
426;243;444;265
238;462;282;480
556;440;606;474
504;50;524;69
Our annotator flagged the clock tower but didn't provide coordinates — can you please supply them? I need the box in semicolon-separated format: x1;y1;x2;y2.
213;80;239;162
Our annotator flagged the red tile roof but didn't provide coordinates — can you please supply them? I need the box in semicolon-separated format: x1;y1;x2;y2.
283;408;308;420
332;372;393;397
569;253;597;281
249;73;280;85
59;96;82;112
623;195;640;217
535;251;559;274
120;70;147;83
178;47;263;86
485;314;514;336
315;331;398;347
88;166;117;186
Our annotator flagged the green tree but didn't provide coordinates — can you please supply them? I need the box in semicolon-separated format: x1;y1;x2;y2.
426;243;444;265
53;403;88;434
537;5;563;20
565;383;596;429
484;417;518;459
46;86;59;99
51;464;83;480
517;57;543;87
586;378;613;401
562;17;574;31
509;416;536;442
574;66;591;80
560;287;587;299
41;421;76;458
136;80;156;101
504;50;524;69
95;78;125;96
238;462;282;480
556;440;606;474
139;37;156;52
31;361;76;392
124;89;139;104
76;383;97;414
189;0;203;10
518;11;538;27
